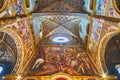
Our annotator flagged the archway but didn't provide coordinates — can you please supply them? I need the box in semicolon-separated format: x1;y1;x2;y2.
0;28;24;78
112;0;120;14
98;31;120;79
105;33;120;79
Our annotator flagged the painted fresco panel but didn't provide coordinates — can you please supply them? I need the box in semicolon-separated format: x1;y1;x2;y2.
95;0;120;18
100;20;119;38
88;18;103;72
89;18;120;51
95;0;108;15
0;0;36;18
89;18;103;53
10;19;33;60
0;18;34;64
88;18;120;73
29;46;96;76
12;0;25;15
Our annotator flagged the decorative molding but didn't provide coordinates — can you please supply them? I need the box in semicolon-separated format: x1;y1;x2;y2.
98;31;118;73
0;28;24;74
112;0;120;15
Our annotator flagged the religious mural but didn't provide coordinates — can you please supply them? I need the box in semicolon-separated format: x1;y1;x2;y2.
89;18;103;53
88;17;120;74
89;18;120;54
0;18;34;69
29;46;96;76
95;0;108;15
11;0;25;15
0;0;25;18
98;19;120;72
0;0;119;18
95;0;120;18
0;0;94;18
100;20;119;38
10;18;33;62
0;0;119;80
88;18;103;73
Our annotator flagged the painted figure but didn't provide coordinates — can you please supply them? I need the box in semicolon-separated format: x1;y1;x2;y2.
30;46;95;75
12;0;24;15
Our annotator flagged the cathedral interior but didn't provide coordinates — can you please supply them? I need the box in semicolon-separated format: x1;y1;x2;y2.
0;0;120;80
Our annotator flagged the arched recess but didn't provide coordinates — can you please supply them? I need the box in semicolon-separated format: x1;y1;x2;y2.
0;28;24;75
98;31;118;74
105;33;120;76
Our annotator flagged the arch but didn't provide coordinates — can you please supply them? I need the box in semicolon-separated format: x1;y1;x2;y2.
112;0;120;15
0;0;9;12
0;28;24;74
105;33;120;76
98;31;118;73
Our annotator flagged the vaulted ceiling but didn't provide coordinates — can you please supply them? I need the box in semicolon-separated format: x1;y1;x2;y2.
32;13;89;45
33;0;87;13
0;0;120;79
29;0;91;46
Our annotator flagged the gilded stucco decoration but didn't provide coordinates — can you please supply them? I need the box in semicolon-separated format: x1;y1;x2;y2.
0;0;119;80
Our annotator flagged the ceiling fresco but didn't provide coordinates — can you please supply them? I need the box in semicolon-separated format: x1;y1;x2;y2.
28;45;97;76
95;0;120;18
33;0;87;13
0;0;120;80
31;13;89;45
